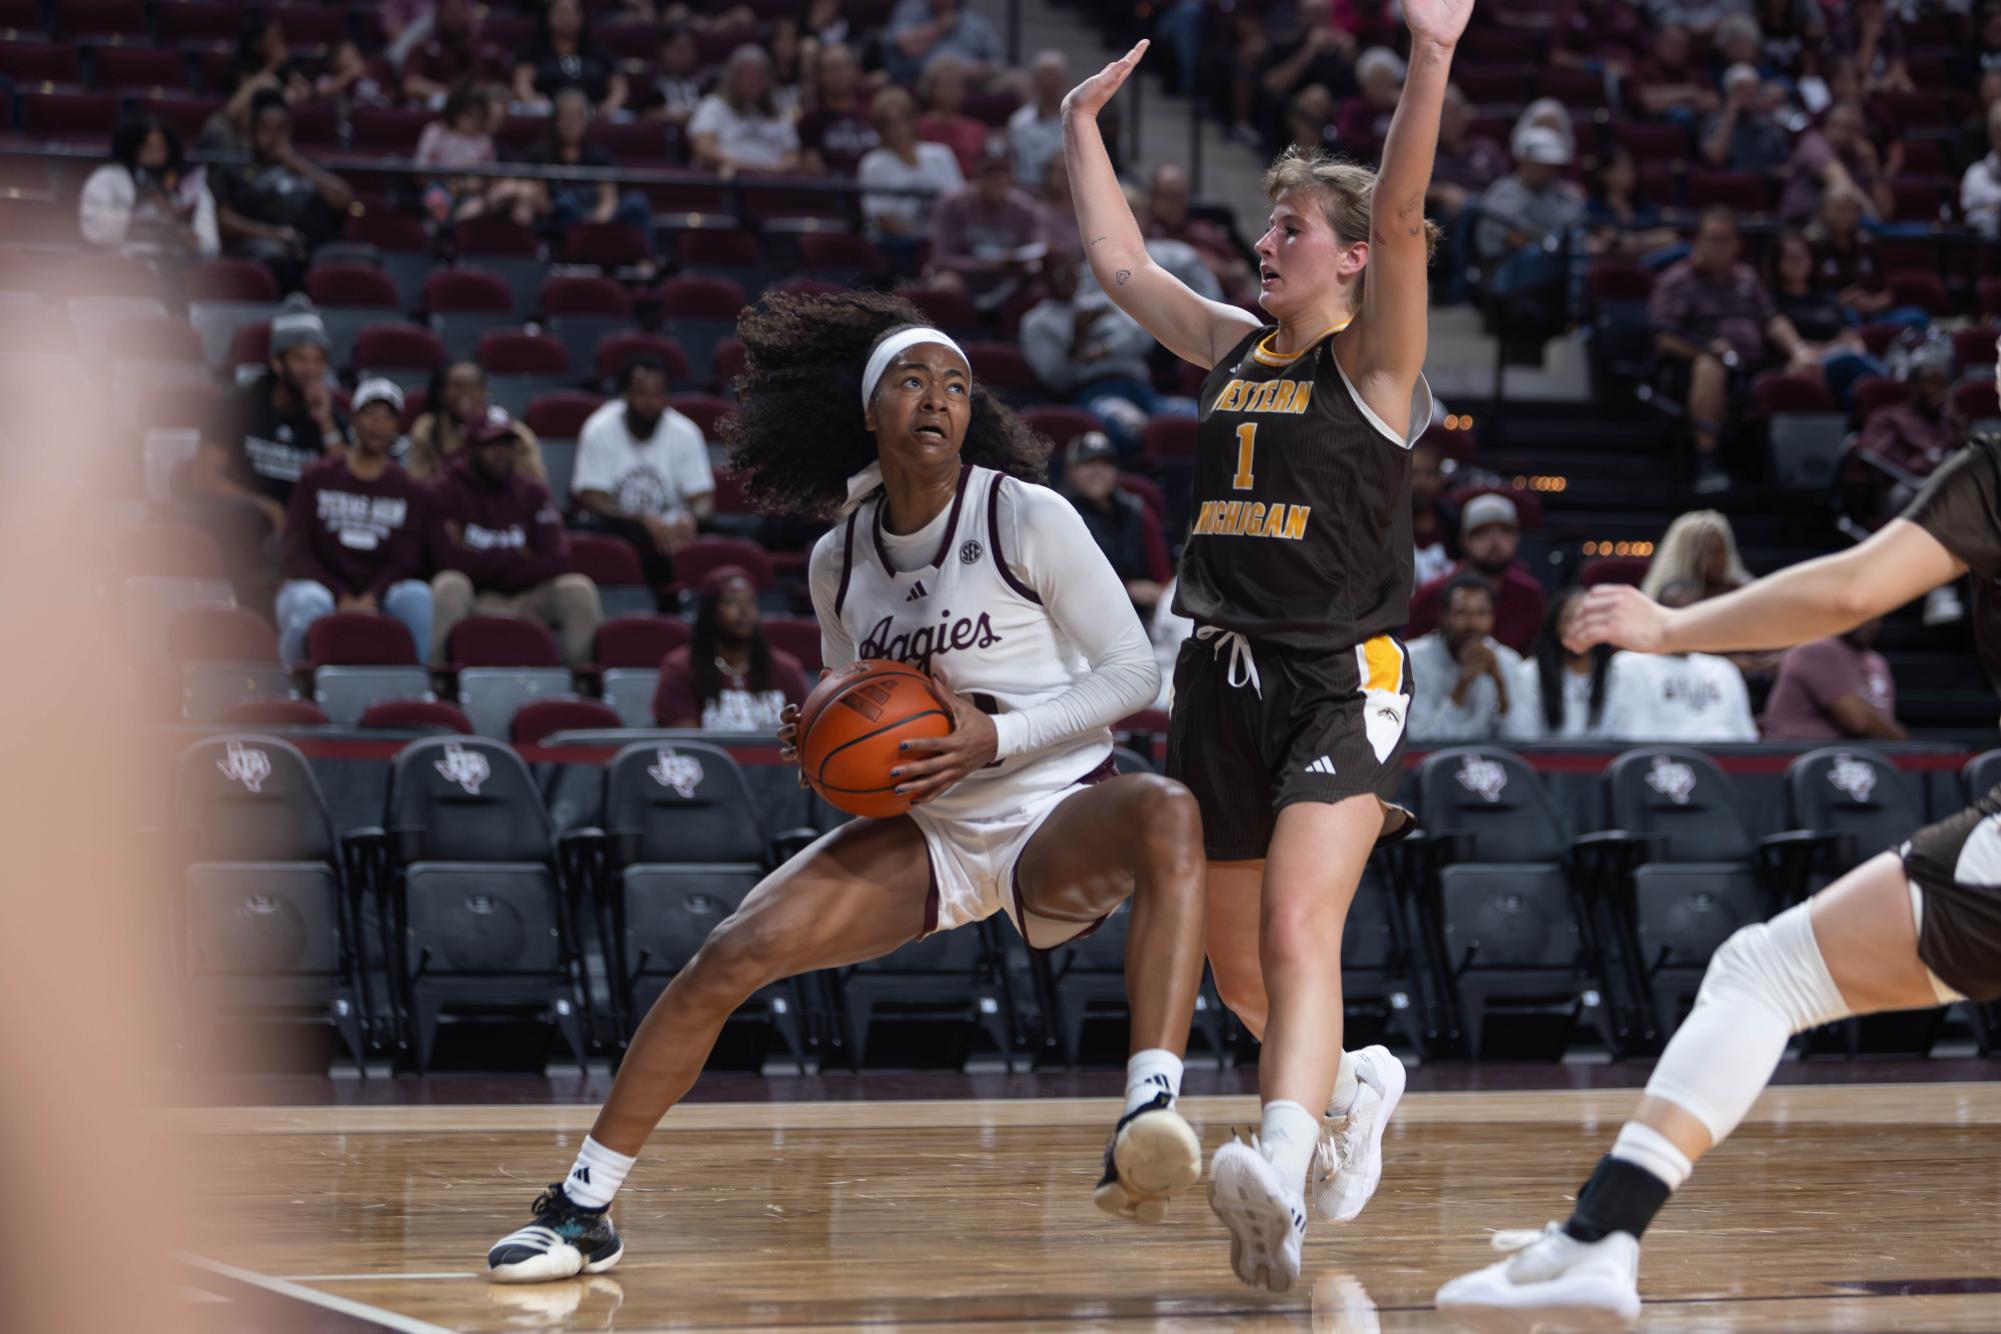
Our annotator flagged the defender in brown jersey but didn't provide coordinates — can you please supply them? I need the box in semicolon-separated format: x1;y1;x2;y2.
1063;4;1468;1293
1438;345;2001;1328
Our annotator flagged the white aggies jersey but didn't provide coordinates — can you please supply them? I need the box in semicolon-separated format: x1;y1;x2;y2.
809;463;1114;821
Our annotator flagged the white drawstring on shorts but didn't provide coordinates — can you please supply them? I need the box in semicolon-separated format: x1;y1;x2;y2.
1195;626;1261;696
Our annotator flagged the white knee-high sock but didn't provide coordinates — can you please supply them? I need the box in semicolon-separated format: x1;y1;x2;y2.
1124;1048;1184;1115
1642;901;1851;1145
563;1136;635;1210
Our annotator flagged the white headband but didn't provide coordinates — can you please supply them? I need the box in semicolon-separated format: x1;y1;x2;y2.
860;326;968;412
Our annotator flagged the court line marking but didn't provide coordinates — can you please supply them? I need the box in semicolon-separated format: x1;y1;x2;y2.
181;1253;460;1334
278;1272;479;1282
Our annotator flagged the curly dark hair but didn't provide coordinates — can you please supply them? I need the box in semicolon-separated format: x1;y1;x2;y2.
722;290;1050;519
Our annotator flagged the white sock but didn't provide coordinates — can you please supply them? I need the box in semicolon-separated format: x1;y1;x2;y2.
1123;1047;1184;1115
562;1135;635;1210
1609;1121;1692;1192
1258;1099;1319;1193
1327;1049;1361;1118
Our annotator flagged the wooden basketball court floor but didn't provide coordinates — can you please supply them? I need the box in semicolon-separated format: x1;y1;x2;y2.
178;1081;2001;1333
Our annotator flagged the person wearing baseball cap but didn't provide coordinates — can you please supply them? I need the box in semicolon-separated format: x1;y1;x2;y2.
1058;430;1167;616
1473;124;1585;300
276;376;433;664
1403;492;1549;656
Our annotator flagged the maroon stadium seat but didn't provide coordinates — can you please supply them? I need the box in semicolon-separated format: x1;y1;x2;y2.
1886;178;1945;225
760;616;823;673
674;536;773;590
307;265;401;309
523;391;606;439
594;615;691;668
1885;270;1950;316
227;321;270;370
541;274;633;317
964;88;1022;127
454;215;540;258
0;41;82;83
712;337;747;390
92;46;191;92
1753;373;1838;415
964;341;1044;398
216;699;329;726
670;392;735;440
156;1;242;43
562;222;651;268
1686;171;1768;214
511;697;622;746
449;615;563;668
1979;278;2001;318
424;267;513;313
1141;416;1199;461
799;231;889;279
766;275;849;298
1956;379;2000;421
1954;327;1997;374
351;323;446;374
344;210;432;255
55;0;147;40
307;613;419;667
677;230;763;269
595;331;689;386
19;89;120;140
1022;405;1101;453
350;106;432;155
190;258;279;303
357;699;473;733
1611;121;1689;162
1579;556;1652;588
902;286;980;337
1851;376;1909;424
477;329;570;376
168;606;280;663
658;275;747;320
567;532;649;589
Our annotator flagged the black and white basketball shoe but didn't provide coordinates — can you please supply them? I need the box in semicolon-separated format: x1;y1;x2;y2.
486;1183;623;1283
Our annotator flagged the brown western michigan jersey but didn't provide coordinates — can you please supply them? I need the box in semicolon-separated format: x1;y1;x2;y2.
1903;436;2001;696
1172;323;1435;651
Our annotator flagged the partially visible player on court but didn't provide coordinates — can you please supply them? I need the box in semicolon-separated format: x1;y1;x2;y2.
1436;341;2001;1327
1062;0;1469;1294
484;290;1213;1282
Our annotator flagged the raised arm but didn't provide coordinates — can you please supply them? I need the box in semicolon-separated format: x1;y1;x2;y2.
1061;40;1259;369
1352;0;1468;390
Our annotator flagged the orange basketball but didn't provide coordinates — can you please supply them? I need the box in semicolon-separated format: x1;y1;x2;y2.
795;659;955;819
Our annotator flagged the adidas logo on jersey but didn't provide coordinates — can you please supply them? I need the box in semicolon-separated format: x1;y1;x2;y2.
906;580;929;602
1305;756;1337;776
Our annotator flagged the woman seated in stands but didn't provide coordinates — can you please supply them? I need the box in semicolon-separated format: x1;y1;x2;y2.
1582;148;1681;267
1807;188;1900;325
652;567;811;729
1763;229;1886;407
857;86;964;259
689;45;804;174
507;89;655;243
404;359;549;483
515;0;628;114
915;55;990;179
416;81;506;224
1516;587;1618;740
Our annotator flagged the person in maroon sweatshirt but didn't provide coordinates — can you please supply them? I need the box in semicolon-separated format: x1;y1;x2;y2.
277;378;432;664
1402;493;1549;657
426;416;603;668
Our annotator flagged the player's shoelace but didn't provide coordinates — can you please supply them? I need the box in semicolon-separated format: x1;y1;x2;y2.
1488;1222;1564;1254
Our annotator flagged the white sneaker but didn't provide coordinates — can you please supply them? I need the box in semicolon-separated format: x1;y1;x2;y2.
1208;1138;1307;1295
1092;1092;1203;1223
1312;1045;1406;1223
1434;1222;1641;1331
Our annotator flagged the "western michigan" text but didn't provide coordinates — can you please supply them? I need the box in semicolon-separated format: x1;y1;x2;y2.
1192;501;1311;540
1213;379;1315;415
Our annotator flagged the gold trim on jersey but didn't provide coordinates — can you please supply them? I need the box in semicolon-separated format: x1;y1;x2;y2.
1190;500;1312;540
1248;318;1353;367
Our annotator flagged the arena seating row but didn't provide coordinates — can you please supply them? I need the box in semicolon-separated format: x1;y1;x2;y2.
166;728;2000;1071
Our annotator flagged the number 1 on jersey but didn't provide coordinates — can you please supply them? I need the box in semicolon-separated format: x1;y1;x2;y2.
1232;423;1257;491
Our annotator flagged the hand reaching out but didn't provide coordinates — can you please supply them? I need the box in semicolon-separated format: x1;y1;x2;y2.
1062;39;1147;121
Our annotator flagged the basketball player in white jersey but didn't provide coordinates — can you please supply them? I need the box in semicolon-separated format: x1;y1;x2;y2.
1437;343;2001;1327
486;290;1213;1282
1062;0;1470;1293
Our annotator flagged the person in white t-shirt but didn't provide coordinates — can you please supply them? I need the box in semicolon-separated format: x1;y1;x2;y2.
858;86;964;250
1407;574;1537;741
688;45;802;174
1598;581;1757;742
572;356;715;594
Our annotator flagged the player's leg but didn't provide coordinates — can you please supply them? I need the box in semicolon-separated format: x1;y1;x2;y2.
1013;772;1209;1221
1205;860;1269;1038
1437;850;1958;1326
487;815;935;1282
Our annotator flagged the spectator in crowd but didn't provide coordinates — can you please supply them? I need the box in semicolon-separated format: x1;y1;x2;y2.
689;46;803;174
1009;51;1069;191
1753;0;1828;81
316;40;391;110
1958;68;2001;173
1406;494;1548;657
1256;0;1358;149
1020;260;1164;451
1760;618;1905;740
193;295;347;538
1057;433;1165;616
858;86;963;251
1550;0;1646;71
1144;163;1255;301
1711;13;1764;72
805;0;853;46
1641;509;1751;602
405;359;548;483
1764;229;1886;405
767;15;808;117
1408;574;1534;741
1583;147;1682;264
1286;84;1338;155
1410;432;1456;587
645;24;705;128
915;55;990;179
1428;84;1507;222
1854;345;1963;507
1779;98;1887;223
653;567;811;728
1600;581;1759;741
1646;0;1751;38
1518;586;1616;740
232;18;313;109
928;139;1046;311
80;116;218;261
514;89;654;241
885;0;1002;85
381;0;437;69
276;379;433;664
416;81;501;224
515;0;627;113
572;357;715;593
1334;46;1404;150
1649;207;1818;492
402;0;493;106
1807;187;1895;322
1474;126;1586;299
1702;63;1792;172
427;417;603;668
1510;97;1577;162
208;90;354;292
1962;102;2001;239
1036;153;1084;265
1849;0;1913;94
798;43;878;174
1632;26;1719;118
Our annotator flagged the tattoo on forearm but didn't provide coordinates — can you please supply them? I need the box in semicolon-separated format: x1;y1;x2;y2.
1115;268;1131;286
1089;235;1108;247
